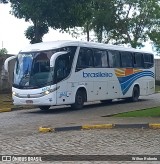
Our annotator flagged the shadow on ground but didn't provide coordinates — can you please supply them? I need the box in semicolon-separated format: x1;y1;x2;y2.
25;98;148;115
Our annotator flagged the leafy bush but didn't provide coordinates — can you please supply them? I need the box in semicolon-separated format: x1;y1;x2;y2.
0;48;8;56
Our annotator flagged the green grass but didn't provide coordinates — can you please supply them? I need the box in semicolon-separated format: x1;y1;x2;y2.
0;94;34;109
114;85;160;117
155;85;160;92
0;94;14;108
114;107;160;117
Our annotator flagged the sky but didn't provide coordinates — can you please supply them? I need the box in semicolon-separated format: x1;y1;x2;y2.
0;3;156;56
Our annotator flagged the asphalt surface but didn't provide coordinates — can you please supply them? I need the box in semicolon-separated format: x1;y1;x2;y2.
1;93;160;129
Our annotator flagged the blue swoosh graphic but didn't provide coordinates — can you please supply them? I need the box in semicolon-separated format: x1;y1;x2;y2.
117;71;154;95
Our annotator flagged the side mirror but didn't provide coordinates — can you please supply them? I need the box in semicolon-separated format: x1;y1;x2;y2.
50;51;67;67
4;56;17;72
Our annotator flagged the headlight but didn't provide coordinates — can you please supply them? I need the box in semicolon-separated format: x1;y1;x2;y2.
43;86;60;96
12;91;16;96
44;90;50;95
12;91;19;97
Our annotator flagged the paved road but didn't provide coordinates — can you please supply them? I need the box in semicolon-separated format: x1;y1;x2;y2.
1;93;160;129
1;93;160;163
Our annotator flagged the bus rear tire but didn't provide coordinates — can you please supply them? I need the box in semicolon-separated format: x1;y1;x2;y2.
39;106;50;110
129;86;140;102
71;90;85;109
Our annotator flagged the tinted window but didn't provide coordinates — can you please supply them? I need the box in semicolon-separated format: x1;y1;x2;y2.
121;51;133;68
134;53;143;68
143;54;154;68
94;49;108;68
76;48;93;70
33;53;50;74
108;50;120;68
55;51;75;83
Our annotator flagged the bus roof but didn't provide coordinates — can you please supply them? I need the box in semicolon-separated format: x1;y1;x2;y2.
20;40;152;54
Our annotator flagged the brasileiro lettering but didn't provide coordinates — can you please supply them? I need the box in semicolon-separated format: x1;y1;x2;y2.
83;72;113;78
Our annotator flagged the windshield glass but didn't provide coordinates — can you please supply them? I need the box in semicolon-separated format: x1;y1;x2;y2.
13;51;53;89
13;46;77;89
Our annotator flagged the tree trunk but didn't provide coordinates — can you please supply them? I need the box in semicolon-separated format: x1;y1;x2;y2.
97;27;103;43
33;20;41;43
86;21;90;41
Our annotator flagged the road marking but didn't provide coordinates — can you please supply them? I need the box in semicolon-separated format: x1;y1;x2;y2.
82;124;113;130
149;124;160;129
39;127;53;132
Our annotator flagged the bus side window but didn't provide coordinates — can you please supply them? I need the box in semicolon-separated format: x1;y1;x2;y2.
121;51;133;68
94;49;108;68
134;53;143;68
55;54;71;83
76;48;93;71
108;50;120;68
143;54;154;69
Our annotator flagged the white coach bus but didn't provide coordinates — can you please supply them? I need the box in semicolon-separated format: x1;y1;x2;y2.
4;41;155;110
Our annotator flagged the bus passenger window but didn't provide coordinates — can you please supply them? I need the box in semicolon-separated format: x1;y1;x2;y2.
121;51;133;68
94;50;108;68
143;54;154;68
55;54;72;83
58;61;65;77
134;53;143;68
108;50;120;68
76;48;93;70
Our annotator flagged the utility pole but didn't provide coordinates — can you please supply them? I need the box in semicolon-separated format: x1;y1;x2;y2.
2;41;3;48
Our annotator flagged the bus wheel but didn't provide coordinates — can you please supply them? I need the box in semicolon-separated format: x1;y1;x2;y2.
71;90;85;109
39;106;50;110
130;86;140;102
100;99;112;104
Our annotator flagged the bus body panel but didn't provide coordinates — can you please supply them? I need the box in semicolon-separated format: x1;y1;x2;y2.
12;85;57;106
55;67;154;105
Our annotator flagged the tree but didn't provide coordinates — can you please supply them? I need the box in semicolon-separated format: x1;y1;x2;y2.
1;0;160;51
149;30;160;53
63;0;116;42
0;0;8;3
0;0;49;43
53;0;93;41
9;0;50;43
103;0;160;48
148;1;160;53
91;0;116;43
67;0;160;50
0;48;8;55
25;23;49;44
0;0;90;43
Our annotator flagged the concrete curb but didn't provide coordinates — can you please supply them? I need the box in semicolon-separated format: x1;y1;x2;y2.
149;124;160;129
38;123;160;133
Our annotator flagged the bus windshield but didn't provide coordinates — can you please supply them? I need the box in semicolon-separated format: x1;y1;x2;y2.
13;46;77;89
13;51;54;89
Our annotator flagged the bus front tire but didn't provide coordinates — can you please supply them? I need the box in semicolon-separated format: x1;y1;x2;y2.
71;90;85;109
39;106;50;110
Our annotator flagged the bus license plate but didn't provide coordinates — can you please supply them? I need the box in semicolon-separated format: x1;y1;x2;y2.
26;100;33;104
